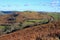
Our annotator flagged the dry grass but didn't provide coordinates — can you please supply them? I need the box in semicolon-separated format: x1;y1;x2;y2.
0;21;60;40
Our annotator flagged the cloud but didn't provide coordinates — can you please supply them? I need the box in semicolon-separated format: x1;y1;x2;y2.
50;0;60;7
24;4;29;6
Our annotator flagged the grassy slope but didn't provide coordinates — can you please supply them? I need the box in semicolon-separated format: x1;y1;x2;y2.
47;13;60;20
0;26;5;29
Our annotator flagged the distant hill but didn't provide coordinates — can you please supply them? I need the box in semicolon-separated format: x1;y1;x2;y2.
0;11;54;25
0;11;14;16
0;11;5;15
0;11;16;14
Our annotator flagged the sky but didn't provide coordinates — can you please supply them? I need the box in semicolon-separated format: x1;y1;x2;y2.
0;0;60;12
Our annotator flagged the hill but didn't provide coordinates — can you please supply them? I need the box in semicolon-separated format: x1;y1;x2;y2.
0;21;60;40
0;11;60;40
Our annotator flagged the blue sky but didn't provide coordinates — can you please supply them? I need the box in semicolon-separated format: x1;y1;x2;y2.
0;0;60;12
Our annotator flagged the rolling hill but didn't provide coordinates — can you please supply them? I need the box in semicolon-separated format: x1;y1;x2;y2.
0;11;60;40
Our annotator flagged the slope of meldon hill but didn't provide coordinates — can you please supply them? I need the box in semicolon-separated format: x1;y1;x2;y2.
0;21;60;40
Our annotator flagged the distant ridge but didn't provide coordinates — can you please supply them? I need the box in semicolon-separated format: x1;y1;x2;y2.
1;11;14;14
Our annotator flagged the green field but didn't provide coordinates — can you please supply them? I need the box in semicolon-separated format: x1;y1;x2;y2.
47;13;60;20
0;26;5;29
22;19;48;27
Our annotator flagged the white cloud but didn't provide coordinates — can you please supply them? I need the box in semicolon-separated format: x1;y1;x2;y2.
50;0;60;7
